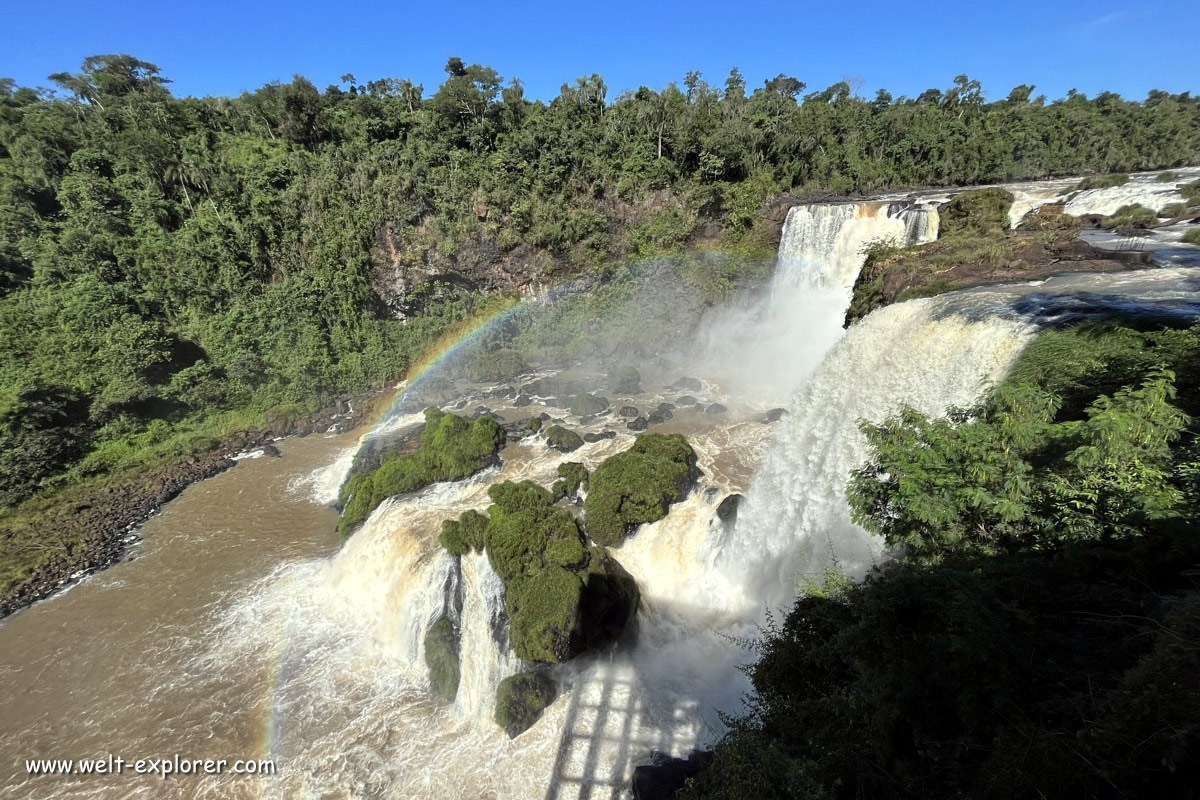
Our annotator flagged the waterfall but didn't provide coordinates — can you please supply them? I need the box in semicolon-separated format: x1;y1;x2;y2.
693;200;940;405
453;551;522;721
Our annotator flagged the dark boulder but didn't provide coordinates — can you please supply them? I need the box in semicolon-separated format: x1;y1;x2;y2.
715;494;743;525
657;403;676;412
259;443;282;458
546;425;585;453
671;376;703;392
631;750;715;800
584;430;618;443
494;671;557;739
647;409;672;425
627;416;649;432
764;407;788;423
675;396;698;406
705;403;728;415
513;394;532;407
619;405;640;418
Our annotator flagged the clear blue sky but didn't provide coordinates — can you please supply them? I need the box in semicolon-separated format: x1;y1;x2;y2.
3;0;1197;103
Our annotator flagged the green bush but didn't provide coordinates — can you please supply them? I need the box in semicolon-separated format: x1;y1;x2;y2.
338;407;505;534
1102;203;1156;228
1183;228;1200;245
1160;202;1188;218
462;347;528;383
423;616;460;701
545;424;583;453
494;671;557;739
607;364;642;394
1157;170;1179;182
939;188;1014;235
569;393;609;416
1182;179;1200;205
584;433;698;546
1076;173;1129;190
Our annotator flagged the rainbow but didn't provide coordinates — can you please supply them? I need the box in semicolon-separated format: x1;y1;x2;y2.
365;297;523;438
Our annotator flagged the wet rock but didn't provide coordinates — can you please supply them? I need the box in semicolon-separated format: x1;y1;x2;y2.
627;416;649;432
671;376;703;392
703;487;720;503
705;403;728;415
260;443;282;458
764;407;788;423
495;671;558;739
675;395;698;406
583;430;618;443
512;394;532;407
546;425;584;453
647;409;672;425
657;403;676;412
619;405;640;418
715;494;743;525
632;750;715;800
538;412;552;422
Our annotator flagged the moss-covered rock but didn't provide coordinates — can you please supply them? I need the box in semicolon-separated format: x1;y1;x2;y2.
338;408;506;535
545;424;584;453
1076;173;1129;190
939;188;1013;235
494;671;557;739
579;546;640;651
608;364;642;394
569;393;610;416
424;616;460;701
584;433;699;547
462;347;528;382
439;508;490;556
551;461;589;500
1102;203;1156;229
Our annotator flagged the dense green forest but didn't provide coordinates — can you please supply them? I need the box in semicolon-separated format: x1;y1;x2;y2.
3;54;1200;512
682;319;1200;798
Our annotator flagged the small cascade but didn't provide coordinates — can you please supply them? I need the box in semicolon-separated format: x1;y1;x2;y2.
453;551;521;721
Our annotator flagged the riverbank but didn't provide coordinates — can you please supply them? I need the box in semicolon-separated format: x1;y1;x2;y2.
0;390;380;619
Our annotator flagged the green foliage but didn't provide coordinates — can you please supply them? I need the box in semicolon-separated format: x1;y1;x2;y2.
607;364;642;394
1102;203;1156;228
849;321;1200;564
544;424;583;453
1183;228;1200;245
568;393;609;416
494;671;557;739
461;347;527;382
1181;179;1200;205
423;616;460;701
683;528;1200;799
338;407;504;534
1157;170;1179;181
939;188;1013;235
1159;202;1188;218
482;480;586;584
1076;173;1130;190
584;433;698;546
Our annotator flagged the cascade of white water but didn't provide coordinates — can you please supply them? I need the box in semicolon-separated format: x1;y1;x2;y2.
453;551;522;721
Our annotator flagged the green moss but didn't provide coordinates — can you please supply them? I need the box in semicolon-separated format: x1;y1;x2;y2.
551;461;589;500
423;616;460;701
1182;228;1200;245
337;407;505;534
1076;173;1129;190
583;433;698;547
569;393;609;416
483;481;585;584
494;671;557;739
940;188;1014;235
1159;203;1187;218
525;416;542;433
1157;170;1179;182
608;364;642;394
439;508;490;556
507;566;585;662
1181;180;1200;206
545;424;583;453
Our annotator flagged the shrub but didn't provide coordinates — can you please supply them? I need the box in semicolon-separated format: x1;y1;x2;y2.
545;424;583;453
439;508;490;555
1102;203;1156;228
494;671;557;739
584;433;698;546
1076;173;1129;190
337;407;505;534
939;188;1013;235
1159;203;1187;218
1157;170;1178;182
607;364;642;394
1182;179;1200;205
461;347;528;383
1182;228;1200;245
423;616;460;701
